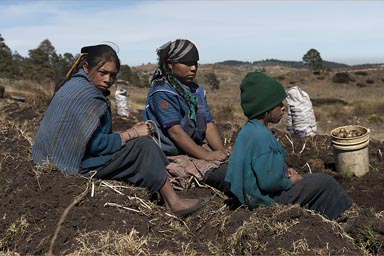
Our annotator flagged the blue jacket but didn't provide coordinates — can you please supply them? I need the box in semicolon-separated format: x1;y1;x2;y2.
144;80;213;155
225;119;292;208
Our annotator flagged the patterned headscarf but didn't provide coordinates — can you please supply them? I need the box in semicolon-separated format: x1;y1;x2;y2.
151;39;199;121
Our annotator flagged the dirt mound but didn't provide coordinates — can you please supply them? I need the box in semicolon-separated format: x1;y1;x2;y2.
1;98;384;255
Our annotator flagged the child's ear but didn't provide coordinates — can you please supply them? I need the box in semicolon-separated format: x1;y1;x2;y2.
83;61;89;74
166;60;172;71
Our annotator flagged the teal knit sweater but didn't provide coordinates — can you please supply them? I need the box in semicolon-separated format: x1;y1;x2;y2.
225;119;292;208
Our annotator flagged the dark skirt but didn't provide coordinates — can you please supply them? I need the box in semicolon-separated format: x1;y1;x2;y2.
203;163;231;195
84;137;168;194
273;173;352;220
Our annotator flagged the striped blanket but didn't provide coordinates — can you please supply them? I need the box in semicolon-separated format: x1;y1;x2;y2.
32;69;108;174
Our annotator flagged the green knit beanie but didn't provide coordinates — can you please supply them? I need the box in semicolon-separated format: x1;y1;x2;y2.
240;72;287;120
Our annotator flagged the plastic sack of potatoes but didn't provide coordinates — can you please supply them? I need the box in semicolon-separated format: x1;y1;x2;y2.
286;85;317;137
115;85;130;117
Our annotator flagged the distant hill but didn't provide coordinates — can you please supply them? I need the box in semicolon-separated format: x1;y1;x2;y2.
217;59;350;69
350;63;384;69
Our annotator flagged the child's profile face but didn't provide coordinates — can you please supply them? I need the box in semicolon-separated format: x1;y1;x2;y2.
167;61;198;84
266;102;286;124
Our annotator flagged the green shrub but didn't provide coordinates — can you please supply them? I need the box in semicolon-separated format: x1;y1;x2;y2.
354;71;368;76
332;72;353;83
356;82;367;88
360;225;381;254
366;79;374;84
368;114;384;123
204;72;220;90
212;104;235;123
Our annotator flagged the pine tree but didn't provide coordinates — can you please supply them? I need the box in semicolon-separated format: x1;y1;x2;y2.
0;34;15;78
55;52;75;83
24;39;59;82
11;51;25;78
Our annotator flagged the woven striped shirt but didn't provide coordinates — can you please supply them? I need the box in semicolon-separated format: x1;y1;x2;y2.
144;80;214;155
32;69;108;174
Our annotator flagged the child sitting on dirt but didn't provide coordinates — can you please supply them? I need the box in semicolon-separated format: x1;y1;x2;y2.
32;44;205;218
224;72;352;220
144;39;231;192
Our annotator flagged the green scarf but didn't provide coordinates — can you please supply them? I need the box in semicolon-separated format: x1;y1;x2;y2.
162;63;197;121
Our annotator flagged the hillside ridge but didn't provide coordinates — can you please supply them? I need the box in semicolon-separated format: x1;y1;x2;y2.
216;59;384;69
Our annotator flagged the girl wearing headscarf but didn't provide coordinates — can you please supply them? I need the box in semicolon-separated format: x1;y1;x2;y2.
32;44;205;218
145;39;231;191
225;72;352;220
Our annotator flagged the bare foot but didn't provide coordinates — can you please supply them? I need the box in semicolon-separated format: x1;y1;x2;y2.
159;180;207;217
168;198;200;212
166;198;207;218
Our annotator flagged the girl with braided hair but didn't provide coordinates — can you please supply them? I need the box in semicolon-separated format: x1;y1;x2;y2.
145;39;231;192
32;44;205;218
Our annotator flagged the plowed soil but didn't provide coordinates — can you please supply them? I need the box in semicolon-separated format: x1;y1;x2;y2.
1;97;384;255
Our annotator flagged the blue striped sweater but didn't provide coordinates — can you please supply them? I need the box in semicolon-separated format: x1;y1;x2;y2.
32;69;108;174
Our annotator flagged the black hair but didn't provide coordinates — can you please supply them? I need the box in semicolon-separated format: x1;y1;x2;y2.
81;44;120;72
52;44;120;97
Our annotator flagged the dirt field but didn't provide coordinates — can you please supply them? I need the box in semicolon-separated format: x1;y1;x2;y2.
1;66;384;255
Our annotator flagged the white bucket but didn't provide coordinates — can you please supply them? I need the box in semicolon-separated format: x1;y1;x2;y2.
330;125;370;177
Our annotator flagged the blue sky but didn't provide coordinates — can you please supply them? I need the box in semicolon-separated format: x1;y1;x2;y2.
0;0;383;66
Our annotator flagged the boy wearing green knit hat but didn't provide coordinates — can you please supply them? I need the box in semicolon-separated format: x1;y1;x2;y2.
240;72;287;120
225;72;352;220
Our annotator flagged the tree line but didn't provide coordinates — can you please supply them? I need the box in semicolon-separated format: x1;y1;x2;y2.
0;34;149;87
0;33;324;87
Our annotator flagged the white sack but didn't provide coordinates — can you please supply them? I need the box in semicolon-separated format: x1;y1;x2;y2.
115;85;130;117
286;85;317;136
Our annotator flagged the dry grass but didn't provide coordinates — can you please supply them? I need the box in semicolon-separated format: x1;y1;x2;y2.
219;204;347;255
115;86;148;114
202;65;384;141
1;79;54;106
71;229;150;256
1;64;383;143
0;216;29;250
3;65;382;141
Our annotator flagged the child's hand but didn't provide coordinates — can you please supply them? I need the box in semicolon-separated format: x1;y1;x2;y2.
132;122;153;137
288;168;302;184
